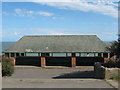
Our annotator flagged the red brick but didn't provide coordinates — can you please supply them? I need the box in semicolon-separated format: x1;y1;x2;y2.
10;57;16;66
41;57;46;67
71;57;76;67
104;58;109;63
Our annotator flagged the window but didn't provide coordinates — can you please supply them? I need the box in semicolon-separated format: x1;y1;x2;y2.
81;53;87;57
53;53;66;57
26;53;38;56
76;53;80;56
49;53;53;56
95;53;98;56
87;53;94;57
67;53;71;56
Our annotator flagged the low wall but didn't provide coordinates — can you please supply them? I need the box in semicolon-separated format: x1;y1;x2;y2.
94;62;119;79
105;68;119;79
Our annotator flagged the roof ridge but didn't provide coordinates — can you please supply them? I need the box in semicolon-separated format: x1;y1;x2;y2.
24;35;97;37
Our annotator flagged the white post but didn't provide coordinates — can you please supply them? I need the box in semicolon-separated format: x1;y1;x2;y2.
24;53;26;56
108;53;110;58
101;53;103;57
95;53;98;57
19;53;21;56
9;53;11;58
14;53;16;58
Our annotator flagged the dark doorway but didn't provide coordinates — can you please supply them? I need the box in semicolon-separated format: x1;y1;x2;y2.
16;56;40;66
76;57;104;66
46;57;71;67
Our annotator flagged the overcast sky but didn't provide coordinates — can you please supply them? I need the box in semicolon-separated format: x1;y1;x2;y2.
2;0;119;41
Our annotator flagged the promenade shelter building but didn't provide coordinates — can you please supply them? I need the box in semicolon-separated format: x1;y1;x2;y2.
3;35;112;67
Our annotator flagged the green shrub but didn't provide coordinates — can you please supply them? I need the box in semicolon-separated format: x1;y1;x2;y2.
102;60;120;68
2;59;15;76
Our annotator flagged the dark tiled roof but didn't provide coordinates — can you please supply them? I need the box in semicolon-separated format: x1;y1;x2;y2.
4;35;109;53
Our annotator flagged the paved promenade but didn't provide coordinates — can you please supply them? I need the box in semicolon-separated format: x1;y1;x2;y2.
2;66;119;89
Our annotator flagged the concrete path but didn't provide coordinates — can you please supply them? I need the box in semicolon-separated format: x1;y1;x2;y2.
3;78;113;88
105;80;119;89
2;66;118;89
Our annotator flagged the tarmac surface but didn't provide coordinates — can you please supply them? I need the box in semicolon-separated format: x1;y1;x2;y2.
2;66;119;89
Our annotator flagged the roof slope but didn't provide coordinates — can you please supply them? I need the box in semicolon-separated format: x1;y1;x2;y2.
4;35;109;53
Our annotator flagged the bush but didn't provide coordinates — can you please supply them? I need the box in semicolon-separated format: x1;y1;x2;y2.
115;59;120;68
2;59;15;76
102;60;120;68
102;60;116;68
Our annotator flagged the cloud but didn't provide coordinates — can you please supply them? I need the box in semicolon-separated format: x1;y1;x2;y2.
13;32;19;35
14;9;54;17
3;11;9;16
3;1;118;18
26;10;34;14
36;11;54;16
35;1;118;18
14;9;22;12
3;8;54;17
14;8;25;16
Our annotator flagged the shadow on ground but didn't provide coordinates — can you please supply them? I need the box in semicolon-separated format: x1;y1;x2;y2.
52;70;95;79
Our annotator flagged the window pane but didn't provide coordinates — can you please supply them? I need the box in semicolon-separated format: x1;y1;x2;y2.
95;53;98;56
67;53;71;56
26;53;38;56
87;53;94;57
53;53;66;57
81;53;87;57
76;53;79;56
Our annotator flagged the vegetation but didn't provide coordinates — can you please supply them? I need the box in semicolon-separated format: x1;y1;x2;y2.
104;40;120;68
107;41;120;60
102;60;120;68
110;76;120;81
2;58;15;76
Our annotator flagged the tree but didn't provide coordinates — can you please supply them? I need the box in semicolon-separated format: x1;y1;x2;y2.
107;41;120;60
